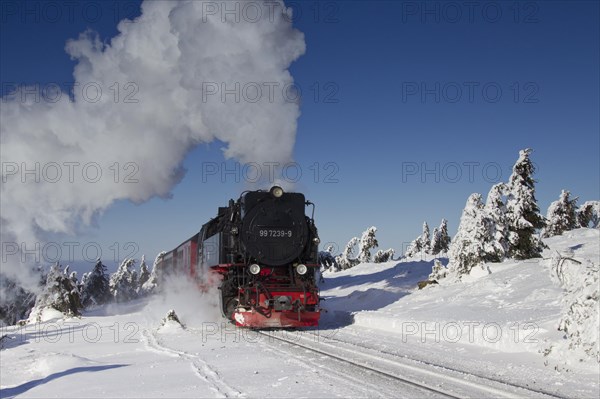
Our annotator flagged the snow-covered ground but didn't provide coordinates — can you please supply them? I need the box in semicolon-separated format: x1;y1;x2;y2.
322;228;599;396
1;229;598;398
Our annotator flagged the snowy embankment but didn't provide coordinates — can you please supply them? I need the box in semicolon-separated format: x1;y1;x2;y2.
321;228;599;371
0;279;223;398
1;229;598;398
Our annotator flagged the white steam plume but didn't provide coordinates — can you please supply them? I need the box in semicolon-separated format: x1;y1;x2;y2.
0;0;305;291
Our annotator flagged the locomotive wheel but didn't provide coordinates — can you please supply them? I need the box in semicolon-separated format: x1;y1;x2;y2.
223;296;238;319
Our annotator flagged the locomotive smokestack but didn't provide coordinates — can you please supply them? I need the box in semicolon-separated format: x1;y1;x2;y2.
270;186;285;198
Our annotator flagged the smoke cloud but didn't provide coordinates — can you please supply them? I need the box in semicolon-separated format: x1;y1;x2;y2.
0;0;305;291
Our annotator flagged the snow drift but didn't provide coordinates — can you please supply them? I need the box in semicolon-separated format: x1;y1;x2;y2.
321;228;599;370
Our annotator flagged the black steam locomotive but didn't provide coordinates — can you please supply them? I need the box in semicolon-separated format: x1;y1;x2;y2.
159;186;321;328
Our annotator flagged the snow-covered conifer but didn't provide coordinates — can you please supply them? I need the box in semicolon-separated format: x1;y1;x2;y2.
69;271;78;286
505;148;546;259
81;259;111;308
428;259;447;281
420;222;431;254
141;251;166;295
374;248;395;263
138;255;150;291
358;226;379;263
448;194;499;276
404;238;422;258
430;219;451;255
79;272;89;293
81;272;89;285
543;190;578;238
405;221;434;258
318;245;339;271
548;252;599;360
0;276;37;326
336;237;360;270
110;258;138;303
577;201;600;228
31;263;82;319
430;227;440;255
484;183;509;259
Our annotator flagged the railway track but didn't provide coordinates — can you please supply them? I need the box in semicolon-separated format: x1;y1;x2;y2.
259;329;564;399
314;328;570;399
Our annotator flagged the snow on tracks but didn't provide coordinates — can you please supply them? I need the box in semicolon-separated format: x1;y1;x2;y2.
262;329;563;399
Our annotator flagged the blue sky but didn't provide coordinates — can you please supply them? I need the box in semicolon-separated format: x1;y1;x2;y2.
1;1;598;272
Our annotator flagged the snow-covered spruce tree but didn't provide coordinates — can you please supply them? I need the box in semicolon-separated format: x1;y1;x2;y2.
69;271;78;288
31;263;82;319
138;255;150;292
0;276;38;326
141;251;166;295
374;248;395;263
577;201;600;228
358;226;379;263
110;258;138;303
318;245;339;271
448;193;501;277
505;148;546;259
543;190;579;238
79;272;88;295
336;237;360;270
430;219;451;256
404;238;422;258
405;222;433;258
428;259;448;281
430;227;440;254
483;183;509;260
548;252;599;360
420;222;431;254
81;259;111;308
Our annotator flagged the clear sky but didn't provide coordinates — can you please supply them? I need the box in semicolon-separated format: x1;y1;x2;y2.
1;1;598;273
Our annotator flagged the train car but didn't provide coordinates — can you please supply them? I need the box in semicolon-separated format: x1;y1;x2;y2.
158;186;321;328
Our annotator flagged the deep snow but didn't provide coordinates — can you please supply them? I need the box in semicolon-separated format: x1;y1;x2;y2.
1;229;598;398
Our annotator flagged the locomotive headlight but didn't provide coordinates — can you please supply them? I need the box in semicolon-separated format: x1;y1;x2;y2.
249;263;261;275
313;237;320;244
270;186;284;198
296;264;308;275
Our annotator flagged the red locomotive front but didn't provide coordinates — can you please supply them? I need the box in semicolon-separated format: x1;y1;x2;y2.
205;186;321;328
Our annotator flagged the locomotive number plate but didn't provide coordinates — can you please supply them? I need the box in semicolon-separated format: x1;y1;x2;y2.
258;228;293;238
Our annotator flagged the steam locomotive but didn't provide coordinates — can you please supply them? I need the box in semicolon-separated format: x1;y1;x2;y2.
157;186;321;328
